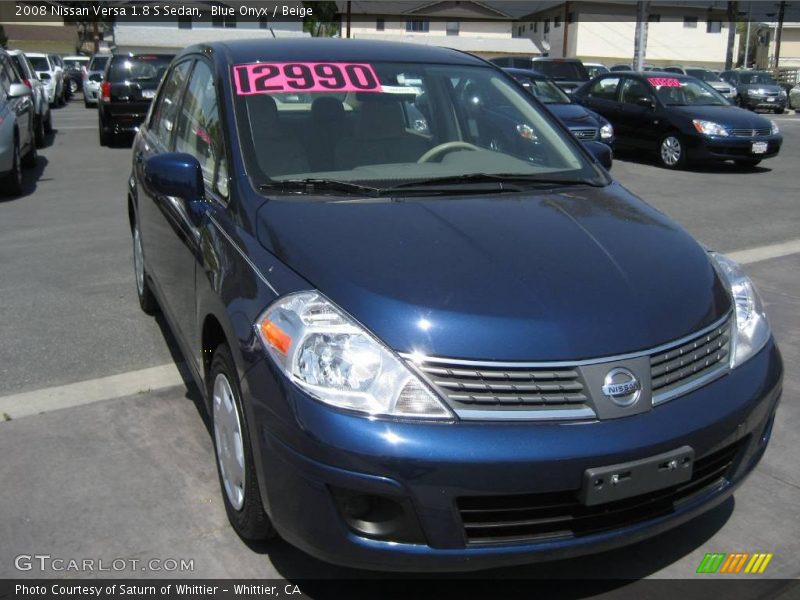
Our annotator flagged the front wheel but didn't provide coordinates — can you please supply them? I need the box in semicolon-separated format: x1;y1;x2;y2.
34;115;45;147
1;139;23;197
133;222;158;314
21;139;37;169
209;345;276;541
658;133;686;169
774;107;785;114
43;110;53;134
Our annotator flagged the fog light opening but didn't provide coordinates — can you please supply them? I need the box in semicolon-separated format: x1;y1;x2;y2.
330;487;427;544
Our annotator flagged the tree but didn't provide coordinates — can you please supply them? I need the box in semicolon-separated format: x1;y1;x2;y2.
303;1;340;37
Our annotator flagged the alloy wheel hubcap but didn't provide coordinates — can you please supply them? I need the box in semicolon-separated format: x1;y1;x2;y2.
661;137;681;166
213;374;246;511
133;227;144;295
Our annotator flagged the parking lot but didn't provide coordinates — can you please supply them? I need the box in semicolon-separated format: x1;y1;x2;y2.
1;97;799;592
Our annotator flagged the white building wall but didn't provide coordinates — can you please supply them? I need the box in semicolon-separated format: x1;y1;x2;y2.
114;21;306;50
349;18;510;40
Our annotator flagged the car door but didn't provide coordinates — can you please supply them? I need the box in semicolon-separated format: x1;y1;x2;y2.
616;76;659;150
135;58;197;348
0;55;33;153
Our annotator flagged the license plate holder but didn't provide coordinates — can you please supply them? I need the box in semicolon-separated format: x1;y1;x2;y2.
766;97;775;102
579;446;694;506
752;141;768;154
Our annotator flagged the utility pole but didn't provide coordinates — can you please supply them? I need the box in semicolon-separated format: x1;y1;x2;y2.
346;1;351;39
773;0;786;68
633;1;649;71
725;1;737;71
744;2;752;67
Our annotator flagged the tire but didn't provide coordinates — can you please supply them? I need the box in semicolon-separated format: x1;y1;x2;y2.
209;344;275;541
21;138;37;169
735;159;762;169
98;117;108;146
68;79;78;95
774;107;785;115
43;110;53;134
132;222;159;315
84;99;91;109
1;138;23;197
34;115;45;148
658;133;686;169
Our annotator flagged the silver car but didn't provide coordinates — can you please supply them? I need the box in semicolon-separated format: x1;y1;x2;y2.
7;50;53;147
83;53;111;108
1;49;38;197
684;67;737;101
789;83;800;110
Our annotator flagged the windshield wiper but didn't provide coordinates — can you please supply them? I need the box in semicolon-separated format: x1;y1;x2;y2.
384;173;598;194
259;178;382;197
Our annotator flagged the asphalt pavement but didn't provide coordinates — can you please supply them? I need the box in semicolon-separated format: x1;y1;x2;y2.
0;99;798;593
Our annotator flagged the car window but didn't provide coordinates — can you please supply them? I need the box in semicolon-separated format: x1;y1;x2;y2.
738;72;776;85
88;56;110;72
649;77;727;106
28;56;50;72
175;61;228;199
0;57;14;95
620;78;653;105
533;61;589;81
517;76;570;104
108;55;171;83
233;61;600;190
586;77;620;100
151;60;193;146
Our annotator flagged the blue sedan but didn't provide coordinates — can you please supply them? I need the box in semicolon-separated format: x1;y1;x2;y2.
129;39;782;571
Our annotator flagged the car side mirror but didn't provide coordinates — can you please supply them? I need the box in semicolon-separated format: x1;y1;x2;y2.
144;153;206;225
636;97;655;109
584;140;613;171
7;83;32;99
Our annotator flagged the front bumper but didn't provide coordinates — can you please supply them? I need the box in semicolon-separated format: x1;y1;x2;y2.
688;133;782;162
741;96;786;111
243;338;782;571
84;82;100;103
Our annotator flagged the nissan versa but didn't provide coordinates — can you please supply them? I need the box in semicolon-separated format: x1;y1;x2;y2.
129;40;782;571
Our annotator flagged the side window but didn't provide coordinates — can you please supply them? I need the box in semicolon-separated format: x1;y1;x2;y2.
0;58;13;95
174;61;228;199
587;77;620;101
151;60;193;146
620;78;653;105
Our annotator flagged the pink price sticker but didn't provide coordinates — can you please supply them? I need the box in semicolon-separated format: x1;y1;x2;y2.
647;77;682;88
233;62;383;95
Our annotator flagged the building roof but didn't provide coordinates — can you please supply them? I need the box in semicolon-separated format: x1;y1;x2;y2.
350;32;540;55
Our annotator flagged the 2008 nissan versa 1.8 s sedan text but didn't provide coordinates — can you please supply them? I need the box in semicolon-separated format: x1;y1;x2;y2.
129;40;782;572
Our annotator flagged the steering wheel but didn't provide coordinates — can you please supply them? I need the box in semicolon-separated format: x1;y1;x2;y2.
417;141;481;163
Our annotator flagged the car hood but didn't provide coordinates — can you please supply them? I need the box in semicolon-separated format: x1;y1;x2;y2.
546;103;597;126
707;81;733;90
737;83;783;93
670;105;774;128
256;183;731;361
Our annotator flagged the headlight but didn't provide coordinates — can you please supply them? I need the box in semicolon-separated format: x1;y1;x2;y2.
710;253;771;368
600;122;614;140
771;120;780;135
747;88;765;97
256;291;452;420
692;119;728;136
779;89;787;98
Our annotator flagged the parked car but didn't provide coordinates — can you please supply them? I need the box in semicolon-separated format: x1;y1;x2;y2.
720;70;787;113
98;53;173;146
583;62;609;78
574;71;782;169
1;49;38;196
25;52;64;107
491;57;590;95
661;66;688;75
7;49;53;146
83;53;111;108
505;67;614;152
684;68;737;101
48;54;69;103
610;64;633;72
62;55;90;95
789;82;800;110
129;39;781;571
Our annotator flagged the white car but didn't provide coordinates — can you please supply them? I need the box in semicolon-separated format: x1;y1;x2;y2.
25;53;64;107
7;50;53;146
82;53;111;107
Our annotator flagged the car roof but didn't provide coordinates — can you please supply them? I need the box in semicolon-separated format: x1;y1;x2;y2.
531;57;582;63
503;67;549;80
25;52;47;58
180;38;486;67
63;55;89;60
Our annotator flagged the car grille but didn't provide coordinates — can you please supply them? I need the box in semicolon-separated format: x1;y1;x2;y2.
457;439;742;545
718;87;732;95
571;128;597;141
414;363;588;410
730;128;772;137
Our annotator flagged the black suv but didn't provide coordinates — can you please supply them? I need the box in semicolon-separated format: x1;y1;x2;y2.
98;53;173;146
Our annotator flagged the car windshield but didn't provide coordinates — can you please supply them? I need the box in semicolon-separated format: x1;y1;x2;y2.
517;76;571;104
686;69;721;82
648;77;728;106
28;56;50;71
233;61;603;193
89;56;110;71
586;65;608;78
109;55;171;82
9;55;27;77
738;72;777;85
532;61;588;81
